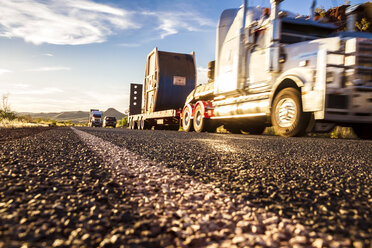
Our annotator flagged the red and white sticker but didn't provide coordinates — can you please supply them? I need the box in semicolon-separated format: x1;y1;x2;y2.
173;76;186;86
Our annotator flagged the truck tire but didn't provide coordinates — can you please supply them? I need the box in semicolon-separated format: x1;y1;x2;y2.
129;119;133;129
271;88;310;137
132;119;138;130
193;104;214;132
141;119;151;130
352;124;372;139
140;118;144;130
182;106;194;132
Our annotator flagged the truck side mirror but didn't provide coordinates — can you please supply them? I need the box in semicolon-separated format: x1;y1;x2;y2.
244;27;254;46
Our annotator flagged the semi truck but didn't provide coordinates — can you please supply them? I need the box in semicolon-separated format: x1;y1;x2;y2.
88;109;103;127
128;0;372;139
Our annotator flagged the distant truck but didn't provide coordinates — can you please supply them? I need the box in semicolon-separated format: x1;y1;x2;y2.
128;0;372;139
88;109;103;127
103;116;117;128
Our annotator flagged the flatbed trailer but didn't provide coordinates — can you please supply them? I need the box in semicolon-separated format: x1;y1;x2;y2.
128;109;181;130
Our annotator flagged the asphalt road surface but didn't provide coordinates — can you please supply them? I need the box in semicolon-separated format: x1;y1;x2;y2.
0;127;371;247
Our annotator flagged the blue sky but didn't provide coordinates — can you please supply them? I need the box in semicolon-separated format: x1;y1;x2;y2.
0;0;368;113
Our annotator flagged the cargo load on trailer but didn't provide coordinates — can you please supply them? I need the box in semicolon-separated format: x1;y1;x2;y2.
128;48;196;130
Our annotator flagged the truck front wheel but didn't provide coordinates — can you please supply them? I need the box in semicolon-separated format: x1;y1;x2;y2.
182;106;194;132
193;105;205;132
271;88;310;137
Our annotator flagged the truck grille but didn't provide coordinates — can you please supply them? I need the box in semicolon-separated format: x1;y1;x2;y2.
346;39;372;88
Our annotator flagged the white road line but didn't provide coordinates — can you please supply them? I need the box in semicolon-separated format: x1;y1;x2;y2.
72;128;348;247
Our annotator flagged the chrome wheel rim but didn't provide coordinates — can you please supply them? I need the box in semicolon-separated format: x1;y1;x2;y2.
276;98;297;128
195;111;202;127
184;111;190;127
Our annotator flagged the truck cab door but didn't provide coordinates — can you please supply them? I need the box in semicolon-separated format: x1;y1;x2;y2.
144;49;158;113
247;28;270;92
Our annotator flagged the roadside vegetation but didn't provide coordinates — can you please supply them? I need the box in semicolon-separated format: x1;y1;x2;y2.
117;116;128;128
264;126;357;139
0;94;83;128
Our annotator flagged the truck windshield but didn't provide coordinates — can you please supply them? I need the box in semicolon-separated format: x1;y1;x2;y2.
280;18;337;44
93;113;101;117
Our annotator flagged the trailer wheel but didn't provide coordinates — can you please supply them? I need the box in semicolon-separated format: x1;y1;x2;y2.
141;119;151;130
132;119;137;130
140;118;145;130
193;104;207;132
182;106;194;132
271;88;310;137
352;124;372;139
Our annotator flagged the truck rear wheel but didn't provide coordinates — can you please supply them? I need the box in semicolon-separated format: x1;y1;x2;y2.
182;106;194;132
133;120;138;130
352;124;372;139
193;105;206;132
271;88;310;137
193;105;215;133
140;118;145;130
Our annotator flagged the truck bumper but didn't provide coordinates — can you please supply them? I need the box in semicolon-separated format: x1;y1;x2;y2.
323;89;372;125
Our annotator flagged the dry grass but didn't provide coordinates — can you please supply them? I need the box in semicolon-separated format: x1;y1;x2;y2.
0;119;48;128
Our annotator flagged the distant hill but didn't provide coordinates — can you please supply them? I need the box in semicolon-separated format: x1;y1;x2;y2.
19;108;126;123
102;108;126;121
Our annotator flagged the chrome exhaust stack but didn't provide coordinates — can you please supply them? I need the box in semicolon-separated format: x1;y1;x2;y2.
267;0;283;73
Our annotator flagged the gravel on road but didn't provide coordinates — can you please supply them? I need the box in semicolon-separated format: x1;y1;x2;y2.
0;127;54;143
82;127;372;247
0;128;144;247
74;128;352;248
1;126;370;247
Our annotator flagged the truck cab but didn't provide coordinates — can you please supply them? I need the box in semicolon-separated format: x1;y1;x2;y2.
89;109;103;127
183;0;372;138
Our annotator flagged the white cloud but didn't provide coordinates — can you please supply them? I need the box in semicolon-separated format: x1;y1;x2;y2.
0;0;139;45
143;11;214;39
15;83;30;88
0;0;214;46
0;68;12;75
27;66;71;72
11;87;64;95
43;53;54;57
118;43;141;47
197;66;209;85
